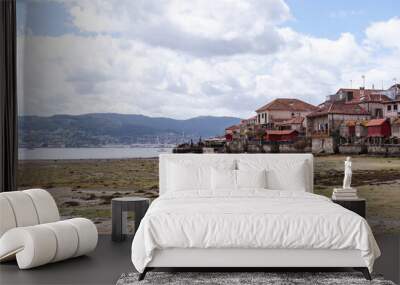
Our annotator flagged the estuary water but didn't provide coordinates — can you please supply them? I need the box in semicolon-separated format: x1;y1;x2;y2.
18;147;173;160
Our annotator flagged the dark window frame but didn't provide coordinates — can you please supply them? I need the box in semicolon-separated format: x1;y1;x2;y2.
0;0;18;192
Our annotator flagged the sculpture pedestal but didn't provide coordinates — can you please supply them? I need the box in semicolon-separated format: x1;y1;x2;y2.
332;198;366;218
332;187;358;200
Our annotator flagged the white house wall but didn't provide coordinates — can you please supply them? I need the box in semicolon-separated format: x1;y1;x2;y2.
384;102;400;119
310;114;370;132
359;102;384;118
257;110;312;125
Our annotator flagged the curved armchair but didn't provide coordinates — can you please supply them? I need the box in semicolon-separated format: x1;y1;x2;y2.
0;189;98;269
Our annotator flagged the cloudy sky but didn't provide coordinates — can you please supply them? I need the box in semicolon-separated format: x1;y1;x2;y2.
17;0;400;119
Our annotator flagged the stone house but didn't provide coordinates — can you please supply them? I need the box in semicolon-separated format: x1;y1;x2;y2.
383;100;400;120
329;87;390;118
307;101;371;153
238;116;258;140
340;120;369;144
366;118;391;138
391;117;400;138
264;130;299;142
241;116;257;126
225;125;240;142
340;120;356;139
255;98;317;127
275;116;305;133
307;101;371;135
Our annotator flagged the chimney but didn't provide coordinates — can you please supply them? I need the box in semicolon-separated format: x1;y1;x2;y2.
360;86;365;100
346;91;353;102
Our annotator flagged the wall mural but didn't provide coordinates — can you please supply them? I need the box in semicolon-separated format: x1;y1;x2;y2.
16;0;400;234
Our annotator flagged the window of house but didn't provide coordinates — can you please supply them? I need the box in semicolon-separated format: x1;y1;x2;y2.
394;104;398;111
387;105;392;111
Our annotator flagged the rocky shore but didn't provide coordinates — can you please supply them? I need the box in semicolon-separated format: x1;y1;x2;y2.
17;156;400;234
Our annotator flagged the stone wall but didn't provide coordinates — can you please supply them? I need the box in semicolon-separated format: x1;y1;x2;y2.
280;144;311;153
228;138;400;155
387;145;400;155
262;144;272;153
312;137;335;154
202;147;215;153
247;143;262;153
339;145;367;154
368;145;400;155
225;141;244;153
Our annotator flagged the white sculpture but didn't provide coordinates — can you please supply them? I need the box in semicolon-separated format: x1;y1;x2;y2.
343;156;352;189
332;156;358;200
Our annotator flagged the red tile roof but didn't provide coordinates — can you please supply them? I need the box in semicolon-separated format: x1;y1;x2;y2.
392;117;400;125
275;116;304;126
345;120;369;127
345;120;357;127
307;101;370;117
336;88;391;103
366;119;388;127
256;98;317;113
225;124;240;131
240;116;257;124
267;130;298;135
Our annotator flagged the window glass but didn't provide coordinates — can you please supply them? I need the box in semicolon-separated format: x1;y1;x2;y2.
15;0;400;237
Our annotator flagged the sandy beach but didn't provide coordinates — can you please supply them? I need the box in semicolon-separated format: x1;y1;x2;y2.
17;156;400;234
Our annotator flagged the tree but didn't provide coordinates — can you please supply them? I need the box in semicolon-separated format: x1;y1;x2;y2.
245;129;255;141
256;128;266;145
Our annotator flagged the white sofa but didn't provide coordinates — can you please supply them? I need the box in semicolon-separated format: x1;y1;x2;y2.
0;189;98;269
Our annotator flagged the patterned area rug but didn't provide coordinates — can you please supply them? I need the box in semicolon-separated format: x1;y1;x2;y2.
116;272;395;285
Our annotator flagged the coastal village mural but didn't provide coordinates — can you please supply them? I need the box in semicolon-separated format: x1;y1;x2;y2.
16;0;400;237
178;83;400;155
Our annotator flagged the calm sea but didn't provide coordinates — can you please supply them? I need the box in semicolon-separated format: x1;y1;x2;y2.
18;147;173;160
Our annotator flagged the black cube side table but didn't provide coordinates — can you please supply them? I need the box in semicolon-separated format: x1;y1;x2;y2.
112;197;150;242
332;198;366;218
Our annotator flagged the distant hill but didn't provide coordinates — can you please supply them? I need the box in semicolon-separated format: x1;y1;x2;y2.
18;113;241;147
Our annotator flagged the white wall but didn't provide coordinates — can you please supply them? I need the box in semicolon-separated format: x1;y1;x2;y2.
257;110;312;125
384;102;400;119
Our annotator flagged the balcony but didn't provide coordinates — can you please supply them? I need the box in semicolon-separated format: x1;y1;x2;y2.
311;130;330;138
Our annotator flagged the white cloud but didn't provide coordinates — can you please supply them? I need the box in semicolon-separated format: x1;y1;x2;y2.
67;0;291;35
68;0;130;33
18;1;400;119
64;0;289;57
365;17;400;50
